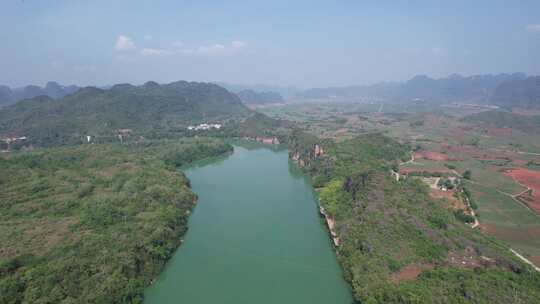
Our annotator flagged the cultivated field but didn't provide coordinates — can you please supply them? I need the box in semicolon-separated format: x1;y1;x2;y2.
262;100;540;265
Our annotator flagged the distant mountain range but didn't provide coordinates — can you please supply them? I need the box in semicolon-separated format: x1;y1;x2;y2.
0;81;249;147
3;73;539;112
0;81;80;106
296;73;540;109
214;82;299;99
236;90;284;105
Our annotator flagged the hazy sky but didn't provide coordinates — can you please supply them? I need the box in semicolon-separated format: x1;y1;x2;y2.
2;0;540;87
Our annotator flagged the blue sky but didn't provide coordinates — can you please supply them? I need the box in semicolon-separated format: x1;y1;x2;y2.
2;0;540;87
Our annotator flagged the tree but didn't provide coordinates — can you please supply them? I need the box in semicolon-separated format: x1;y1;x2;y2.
463;170;472;180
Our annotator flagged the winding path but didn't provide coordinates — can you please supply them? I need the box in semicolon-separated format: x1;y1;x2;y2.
510;249;540;272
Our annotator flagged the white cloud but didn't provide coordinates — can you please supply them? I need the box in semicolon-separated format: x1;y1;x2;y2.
186;41;248;56
141;48;173;56
144;35;153;40
197;44;227;55
114;38;248;57
526;24;540;33
232;40;247;49
114;35;136;51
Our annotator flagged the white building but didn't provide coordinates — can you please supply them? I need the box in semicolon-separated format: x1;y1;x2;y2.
187;123;222;131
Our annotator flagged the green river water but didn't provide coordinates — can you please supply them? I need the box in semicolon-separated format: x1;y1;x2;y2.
145;145;352;303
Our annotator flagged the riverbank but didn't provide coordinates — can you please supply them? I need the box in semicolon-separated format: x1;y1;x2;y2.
0;139;234;303
145;145;352;304
287;130;540;303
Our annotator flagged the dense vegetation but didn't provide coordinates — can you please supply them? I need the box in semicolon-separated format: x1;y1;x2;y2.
0;81;249;147
219;112;293;143
0;139;232;303
289;130;540;303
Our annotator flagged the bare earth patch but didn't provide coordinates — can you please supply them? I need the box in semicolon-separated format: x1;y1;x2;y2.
487;127;512;137
22;217;80;257
430;189;466;210
414;151;451;161
481;224;540;250
530;256;540;267
447;247;485;268
504;168;540;214
391;264;434;284
399;167;453;175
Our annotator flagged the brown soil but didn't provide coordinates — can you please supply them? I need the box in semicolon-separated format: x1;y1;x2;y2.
430;189;466;210
391;264;434;284
530;256;540;267
98;162;139;178
445;145;512;160
516;193;540;214
504;168;540;214
487;127;512;137
414;151;451;161
481;223;540;244
399;167;453;175
512;159;529;166
504;168;540;192
448;127;467;140
447;248;484;268
5;217;81;258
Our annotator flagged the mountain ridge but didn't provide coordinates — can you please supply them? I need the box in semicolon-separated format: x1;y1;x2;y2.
296;73;540;108
0;81;81;106
0;80;249;147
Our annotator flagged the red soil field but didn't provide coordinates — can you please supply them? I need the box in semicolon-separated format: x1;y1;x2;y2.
414;151;451;161
504;168;540;214
516;192;540;214
504;168;540;193
530;256;540;268
481;224;540;244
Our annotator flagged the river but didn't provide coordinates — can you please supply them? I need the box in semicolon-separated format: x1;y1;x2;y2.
145;145;352;303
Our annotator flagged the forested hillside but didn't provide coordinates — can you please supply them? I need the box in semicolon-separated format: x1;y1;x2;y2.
289;130;540;303
0;81;249;147
0;139;233;303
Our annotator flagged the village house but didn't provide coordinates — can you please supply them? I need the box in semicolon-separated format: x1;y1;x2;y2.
0;136;27;144
187;123;222;131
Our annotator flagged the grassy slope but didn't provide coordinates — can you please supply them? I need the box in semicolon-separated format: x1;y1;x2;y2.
289;130;540;303
0;139;232;303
